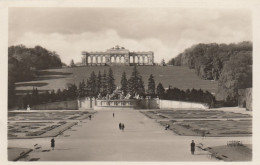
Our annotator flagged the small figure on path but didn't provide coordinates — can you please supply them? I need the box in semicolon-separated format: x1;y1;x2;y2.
122;124;125;131
113;113;114;118
191;140;195;155
165;124;170;130
119;123;122;130
89;115;92;120
202;131;206;139
51;138;55;150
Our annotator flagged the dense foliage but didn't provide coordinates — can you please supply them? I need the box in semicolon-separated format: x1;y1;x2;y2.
83;68;116;97
217;51;252;105
120;72;128;95
156;83;216;107
127;66;145;96
147;74;155;95
9;45;62;72
23;84;78;107
8;45;62;108
170;41;252;81
156;83;165;97
168;41;252;105
23;67;216;108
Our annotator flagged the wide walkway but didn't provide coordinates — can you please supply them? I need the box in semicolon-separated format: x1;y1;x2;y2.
9;110;225;161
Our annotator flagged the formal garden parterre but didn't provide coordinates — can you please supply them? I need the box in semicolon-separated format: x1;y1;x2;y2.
141;109;252;137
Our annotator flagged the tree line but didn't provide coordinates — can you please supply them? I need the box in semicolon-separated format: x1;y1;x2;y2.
8;45;63;108
22;66;216;108
169;41;252;80
168;41;252;106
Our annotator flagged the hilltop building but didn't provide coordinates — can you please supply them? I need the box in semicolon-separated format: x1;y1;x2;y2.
82;45;154;66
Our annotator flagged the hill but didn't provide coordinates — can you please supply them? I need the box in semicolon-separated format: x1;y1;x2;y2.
168;41;252;104
15;65;218;95
169;41;252;81
8;45;62;108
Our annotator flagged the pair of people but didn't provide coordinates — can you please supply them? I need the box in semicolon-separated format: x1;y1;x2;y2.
119;123;125;131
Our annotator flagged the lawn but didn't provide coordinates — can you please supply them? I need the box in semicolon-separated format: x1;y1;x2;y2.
205;145;252;161
141;109;252;137
160;119;252;137
15;66;218;94
8;111;96;139
142;110;251;119
8;111;93;121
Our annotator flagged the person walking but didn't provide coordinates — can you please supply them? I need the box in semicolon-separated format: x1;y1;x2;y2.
113;113;114;118
191;140;195;155
51;138;55;150
119;123;122;130
122;124;125;131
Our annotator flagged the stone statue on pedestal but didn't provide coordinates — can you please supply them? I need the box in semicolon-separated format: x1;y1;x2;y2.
27;104;30;111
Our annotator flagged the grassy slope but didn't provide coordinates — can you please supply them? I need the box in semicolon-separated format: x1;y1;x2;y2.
15;66;218;94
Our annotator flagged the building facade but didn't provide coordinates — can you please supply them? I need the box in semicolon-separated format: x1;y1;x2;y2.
82;45;154;66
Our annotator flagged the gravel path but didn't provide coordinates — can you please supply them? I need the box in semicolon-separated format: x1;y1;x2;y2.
8;110;226;161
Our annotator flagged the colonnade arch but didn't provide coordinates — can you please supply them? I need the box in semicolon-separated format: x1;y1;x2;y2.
83;53;153;66
130;54;151;65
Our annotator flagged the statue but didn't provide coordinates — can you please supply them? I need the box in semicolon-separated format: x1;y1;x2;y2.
125;93;131;99
97;93;102;100
106;94;109;100
27;104;30;111
119;92;125;100
134;93;139;99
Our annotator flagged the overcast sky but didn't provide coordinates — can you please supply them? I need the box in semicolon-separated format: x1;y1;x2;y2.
9;8;252;64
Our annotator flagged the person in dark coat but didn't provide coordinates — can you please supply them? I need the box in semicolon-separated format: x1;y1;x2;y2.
191;140;195;155
119;123;122;130
122;124;125;131
51;138;55;150
113;113;115;118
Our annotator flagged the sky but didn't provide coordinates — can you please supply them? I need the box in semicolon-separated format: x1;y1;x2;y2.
8;8;252;64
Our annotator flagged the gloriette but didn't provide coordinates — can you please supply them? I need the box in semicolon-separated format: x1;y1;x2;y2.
82;45;154;66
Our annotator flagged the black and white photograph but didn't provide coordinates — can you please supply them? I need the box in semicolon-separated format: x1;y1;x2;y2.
1;0;260;163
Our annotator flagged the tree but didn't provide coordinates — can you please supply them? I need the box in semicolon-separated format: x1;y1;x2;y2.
137;77;145;95
147;74;155;95
185;89;191;101
23;92;31;108
56;89;62;101
156;83;165;98
107;68;116;94
50;89;56;102
96;71;102;95
190;88;198;102
8;74;16;108
217;51;252;105
70;59;75;67
88;71;97;97
78;79;86;98
85;79;91;97
67;83;78;99
101;70;108;96
168;41;252;81
8;45;63;108
161;59;166;66
120;72;128;95
168;58;175;65
128;66;145;95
